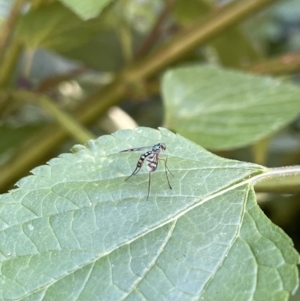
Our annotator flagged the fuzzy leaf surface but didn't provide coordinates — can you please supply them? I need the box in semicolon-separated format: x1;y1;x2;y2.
0;128;298;300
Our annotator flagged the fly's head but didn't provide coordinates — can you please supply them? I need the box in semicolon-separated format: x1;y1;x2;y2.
152;143;166;154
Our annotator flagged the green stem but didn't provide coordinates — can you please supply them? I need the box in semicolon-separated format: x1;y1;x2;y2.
13;91;96;143
0;41;23;87
0;0;27;58
254;167;300;194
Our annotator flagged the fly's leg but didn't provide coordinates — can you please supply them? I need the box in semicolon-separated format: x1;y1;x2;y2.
158;157;172;190
146;172;151;201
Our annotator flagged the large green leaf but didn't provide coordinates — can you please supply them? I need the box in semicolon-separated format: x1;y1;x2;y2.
15;2;131;71
0;128;298;300
162;66;300;150
16;2;103;52
59;0;113;20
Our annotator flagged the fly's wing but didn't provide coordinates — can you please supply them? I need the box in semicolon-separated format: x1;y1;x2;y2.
119;146;152;153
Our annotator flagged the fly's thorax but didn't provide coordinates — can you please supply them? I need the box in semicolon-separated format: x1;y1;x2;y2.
147;161;157;172
147;152;158;162
146;153;155;160
146;153;158;172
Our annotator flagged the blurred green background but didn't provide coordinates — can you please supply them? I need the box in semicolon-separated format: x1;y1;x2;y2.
0;1;300;298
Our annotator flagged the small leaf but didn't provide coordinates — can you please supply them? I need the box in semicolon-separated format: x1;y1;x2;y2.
59;0;113;20
162;66;300;150
0;128;298;300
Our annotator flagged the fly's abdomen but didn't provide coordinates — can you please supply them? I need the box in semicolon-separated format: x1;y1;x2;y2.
138;151;152;167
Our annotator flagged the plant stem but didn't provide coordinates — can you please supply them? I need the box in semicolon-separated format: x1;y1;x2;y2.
254;166;300;193
135;0;177;59
0;0;27;58
13;91;96;143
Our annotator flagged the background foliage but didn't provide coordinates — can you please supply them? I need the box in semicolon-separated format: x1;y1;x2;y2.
0;0;300;300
